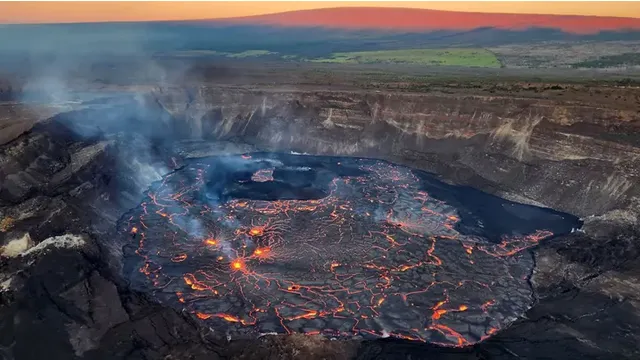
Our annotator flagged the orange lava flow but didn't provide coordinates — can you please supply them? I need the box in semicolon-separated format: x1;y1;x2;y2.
252;247;272;259
123;155;563;347
231;259;246;271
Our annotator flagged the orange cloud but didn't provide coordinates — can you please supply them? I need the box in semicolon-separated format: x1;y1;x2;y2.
0;2;638;24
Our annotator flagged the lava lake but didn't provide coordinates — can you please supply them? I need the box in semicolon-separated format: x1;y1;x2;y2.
120;152;581;346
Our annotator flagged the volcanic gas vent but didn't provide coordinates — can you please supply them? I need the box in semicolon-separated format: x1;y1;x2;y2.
120;153;580;346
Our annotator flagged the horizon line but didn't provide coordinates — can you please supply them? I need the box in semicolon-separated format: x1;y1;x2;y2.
1;3;640;25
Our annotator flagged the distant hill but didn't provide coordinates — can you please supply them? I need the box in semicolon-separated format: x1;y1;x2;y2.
2;8;640;71
209;7;640;35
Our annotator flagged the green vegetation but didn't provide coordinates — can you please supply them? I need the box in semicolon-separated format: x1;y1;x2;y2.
172;49;278;58
571;53;640;68
308;48;502;68
168;48;502;68
226;50;277;58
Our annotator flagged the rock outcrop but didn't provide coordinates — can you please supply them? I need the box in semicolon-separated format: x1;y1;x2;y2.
1;79;639;359
150;86;640;219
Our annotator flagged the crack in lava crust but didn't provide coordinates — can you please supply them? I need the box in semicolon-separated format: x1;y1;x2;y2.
120;153;568;346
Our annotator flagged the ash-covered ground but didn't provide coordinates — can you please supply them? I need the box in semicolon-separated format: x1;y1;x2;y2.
120;153;579;346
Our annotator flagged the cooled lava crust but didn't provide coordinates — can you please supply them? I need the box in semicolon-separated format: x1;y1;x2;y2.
120;153;580;346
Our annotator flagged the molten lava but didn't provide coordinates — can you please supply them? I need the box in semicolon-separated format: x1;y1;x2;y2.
231;259;246;271
251;168;275;182
121;154;578;346
253;247;271;259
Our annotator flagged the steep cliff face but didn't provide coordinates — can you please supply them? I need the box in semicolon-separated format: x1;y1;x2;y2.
1;82;639;360
151;86;640;220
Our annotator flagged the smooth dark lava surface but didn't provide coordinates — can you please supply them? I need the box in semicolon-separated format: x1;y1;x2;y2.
120;153;581;346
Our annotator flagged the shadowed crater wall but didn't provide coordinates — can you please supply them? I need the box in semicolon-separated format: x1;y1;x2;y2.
1;73;638;359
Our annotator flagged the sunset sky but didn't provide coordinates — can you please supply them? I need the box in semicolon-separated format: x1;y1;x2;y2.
0;1;639;24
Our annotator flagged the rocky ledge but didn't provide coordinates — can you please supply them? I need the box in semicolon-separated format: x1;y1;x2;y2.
0;81;639;359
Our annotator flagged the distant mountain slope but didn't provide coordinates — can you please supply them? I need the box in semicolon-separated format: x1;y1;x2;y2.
210;7;640;34
1;15;640;67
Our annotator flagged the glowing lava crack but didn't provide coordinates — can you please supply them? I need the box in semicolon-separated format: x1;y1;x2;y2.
120;153;579;346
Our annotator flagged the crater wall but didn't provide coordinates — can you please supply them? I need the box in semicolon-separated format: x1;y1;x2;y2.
150;86;640;219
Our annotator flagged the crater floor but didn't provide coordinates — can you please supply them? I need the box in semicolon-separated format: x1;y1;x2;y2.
120;153;580;346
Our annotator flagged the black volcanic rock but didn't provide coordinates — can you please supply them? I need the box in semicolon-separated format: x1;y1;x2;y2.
0;235;225;360
0;79;639;360
118;153;579;346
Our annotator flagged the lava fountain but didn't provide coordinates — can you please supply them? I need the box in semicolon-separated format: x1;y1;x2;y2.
120;153;580;346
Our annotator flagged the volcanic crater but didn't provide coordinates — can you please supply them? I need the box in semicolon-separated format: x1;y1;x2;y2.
120;152;580;346
2;71;639;359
